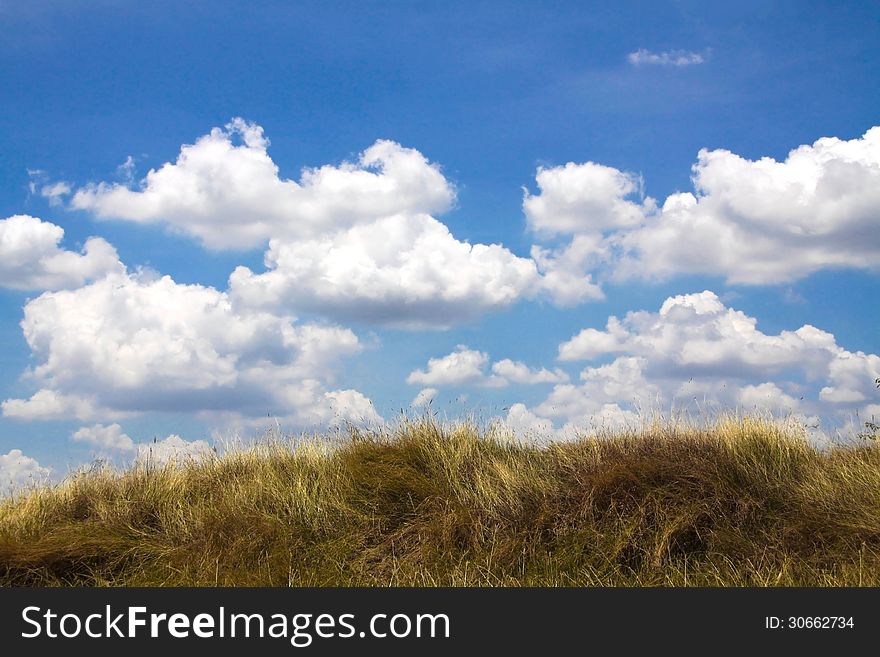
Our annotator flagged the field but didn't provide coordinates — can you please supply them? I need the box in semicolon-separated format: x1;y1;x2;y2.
2;417;879;586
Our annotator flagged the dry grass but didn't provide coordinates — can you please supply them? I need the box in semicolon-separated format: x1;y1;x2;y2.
2;417;880;586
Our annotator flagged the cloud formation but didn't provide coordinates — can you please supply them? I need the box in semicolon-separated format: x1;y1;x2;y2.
72;423;135;453
407;345;567;388
411;387;438;408
72;119;454;250
524;126;880;285
135;434;212;465
229;213;540;328
72;119;543;327
70;423;222;466
0;215;123;291
511;291;878;438
2;271;380;430
0;449;50;489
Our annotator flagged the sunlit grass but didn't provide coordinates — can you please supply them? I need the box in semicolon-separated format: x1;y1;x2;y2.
2;417;879;586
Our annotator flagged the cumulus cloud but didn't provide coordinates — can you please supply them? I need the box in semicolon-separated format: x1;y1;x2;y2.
523;126;880;285
557;290;848;381
737;382;802;414
627;49;705;66
229;213;540;328
1;390;127;422
522;162;654;304
2;271;380;430
524;162;654;236
490;359;568;384
71;119;544;326
411;388;438;408
501;403;556;440
619;127;880;283
71;423;135;453
407;346;499;387
0;215;123;291
71;118;455;250
0;449;51;489
535;357;655;430
135;434;212;465
530;236;606;306
407;345;567;388
511;291;878;437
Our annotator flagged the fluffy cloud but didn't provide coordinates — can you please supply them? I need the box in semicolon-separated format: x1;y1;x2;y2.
229;213;540;328
407;346;498;387
522;162;653;304
407;345;567;388
1;389;123;422
2;271;380;429
557;290;848;382
512;291;878;437
135;435;212;465
627;49;705;66
71;423;135;453
820;350;880;404
490;359;568;384
0;449;51;489
0;215;123;291
411;388;438;408
618;128;880;283
737;383;802;414
530;236;606;306
524;162;655;236
40;182;71;206
535;357;655;430
69;423;249;467
72;119;543;326
524;126;880;285
72;119;455;250
501;403;556;440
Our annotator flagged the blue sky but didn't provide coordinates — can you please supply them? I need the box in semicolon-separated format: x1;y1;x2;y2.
1;0;878;485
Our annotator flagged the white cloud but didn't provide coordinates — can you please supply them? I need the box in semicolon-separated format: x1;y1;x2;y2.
820;350;880;404
0;215;123;291
557;290;849;382
490;359;568;384
524;126;880;285
407;346;567;388
628;49;705;66
515;291;880;435
521;162;654;304
228;213;540;328
530;236;606;306
71;118;455;250
71;119;544;327
524;162;655;236
501;403;556;440
71;423;135;453
135;434;212;466
536;357;657;424
0;449;51;489
40;182;71;206
411;387;438;408
1;389;127;422
2;271;379;430
737;382;801;413
407;346;499;387
621;127;880;283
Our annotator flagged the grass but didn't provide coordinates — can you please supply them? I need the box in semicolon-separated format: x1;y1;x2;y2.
2;416;880;586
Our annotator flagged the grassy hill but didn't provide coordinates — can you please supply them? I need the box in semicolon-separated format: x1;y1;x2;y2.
2;418;879;586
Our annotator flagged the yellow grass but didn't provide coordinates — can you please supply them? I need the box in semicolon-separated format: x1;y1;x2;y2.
2;417;879;586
